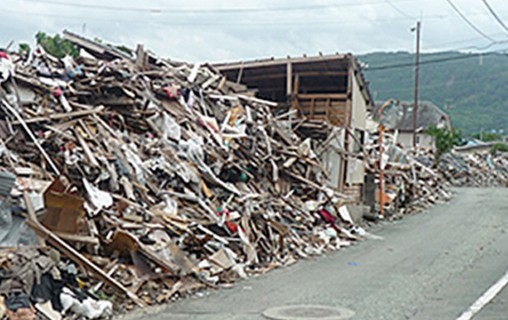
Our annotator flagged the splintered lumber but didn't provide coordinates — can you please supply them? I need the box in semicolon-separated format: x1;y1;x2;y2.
0;33;360;314
23;192;145;306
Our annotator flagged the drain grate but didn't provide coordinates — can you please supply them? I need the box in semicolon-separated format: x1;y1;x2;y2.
262;305;355;320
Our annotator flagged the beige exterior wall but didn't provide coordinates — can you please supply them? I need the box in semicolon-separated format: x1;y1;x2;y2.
350;75;367;130
322;128;344;189
346;157;365;184
397;132;434;150
345;75;367;186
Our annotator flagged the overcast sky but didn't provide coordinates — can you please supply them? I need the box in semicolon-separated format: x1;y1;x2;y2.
1;0;508;63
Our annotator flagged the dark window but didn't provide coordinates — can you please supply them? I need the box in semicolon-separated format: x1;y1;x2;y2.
353;129;365;153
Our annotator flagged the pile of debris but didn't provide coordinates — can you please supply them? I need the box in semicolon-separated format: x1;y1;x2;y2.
0;246;113;320
438;151;508;187
0;33;361;317
365;133;451;218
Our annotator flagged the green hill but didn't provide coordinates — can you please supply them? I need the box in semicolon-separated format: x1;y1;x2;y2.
358;51;508;134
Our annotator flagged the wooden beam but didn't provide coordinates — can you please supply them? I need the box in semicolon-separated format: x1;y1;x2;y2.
286;62;292;98
295;93;348;100
215;53;350;70
13;106;105;125
227;71;349;83
2;99;60;175
26;219;146;306
23;192;145;307
54;232;100;245
340;63;354;192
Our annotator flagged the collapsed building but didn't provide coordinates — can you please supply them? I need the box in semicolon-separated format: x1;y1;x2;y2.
216;54;373;204
0;32;369;319
0;31;456;319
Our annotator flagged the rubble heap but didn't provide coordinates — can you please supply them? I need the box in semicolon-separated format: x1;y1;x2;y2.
0;34;360;316
366;136;452;218
438;152;508;187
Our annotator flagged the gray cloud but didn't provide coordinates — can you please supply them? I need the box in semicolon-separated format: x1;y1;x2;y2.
1;0;508;62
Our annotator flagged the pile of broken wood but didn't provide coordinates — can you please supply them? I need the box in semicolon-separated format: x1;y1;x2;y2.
366;135;451;218
0;34;360;316
438;151;508;187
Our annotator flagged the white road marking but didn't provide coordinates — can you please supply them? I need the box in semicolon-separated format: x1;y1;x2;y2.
456;270;508;320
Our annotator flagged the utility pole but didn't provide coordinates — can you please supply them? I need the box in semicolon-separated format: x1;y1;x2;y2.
413;20;421;149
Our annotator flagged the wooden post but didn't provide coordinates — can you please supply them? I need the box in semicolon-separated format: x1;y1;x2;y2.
339;61;354;192
136;44;147;71
286;62;293;98
379;125;385;217
377;99;398;217
413;21;421;149
236;65;244;84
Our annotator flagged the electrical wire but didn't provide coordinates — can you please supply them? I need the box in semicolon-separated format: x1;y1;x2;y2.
429;32;508;50
365;49;508;71
445;0;496;42
430;32;506;48
376;55;508;94
3;1;508;57
3;6;508;55
3;7;508;28
482;0;508;34
13;0;416;14
384;0;414;19
0;8;411;26
2;1;508;29
368;61;508;133
459;39;508;51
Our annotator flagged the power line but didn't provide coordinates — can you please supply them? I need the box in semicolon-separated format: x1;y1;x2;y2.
365;49;508;71
374;71;508;95
430;32;506;48
3;7;508;28
482;0;508;34
0;8;418;26
3;2;508;53
3;2;508;29
0;8;403;25
0;8;428;27
429;32;508;50
460;39;508;51
4;7;508;53
445;0;496;42
14;0;416;14
384;0;414;19
377;56;508;94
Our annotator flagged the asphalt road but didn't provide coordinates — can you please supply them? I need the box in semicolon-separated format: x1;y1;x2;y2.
123;188;508;320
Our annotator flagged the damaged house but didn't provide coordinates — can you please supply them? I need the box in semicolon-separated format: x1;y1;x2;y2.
216;54;374;203
0;31;372;318
0;31;458;319
375;101;452;150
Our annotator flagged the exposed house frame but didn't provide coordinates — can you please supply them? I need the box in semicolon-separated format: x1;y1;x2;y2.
216;53;373;202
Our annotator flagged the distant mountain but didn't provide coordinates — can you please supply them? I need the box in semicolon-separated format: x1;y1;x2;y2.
358;51;508;134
